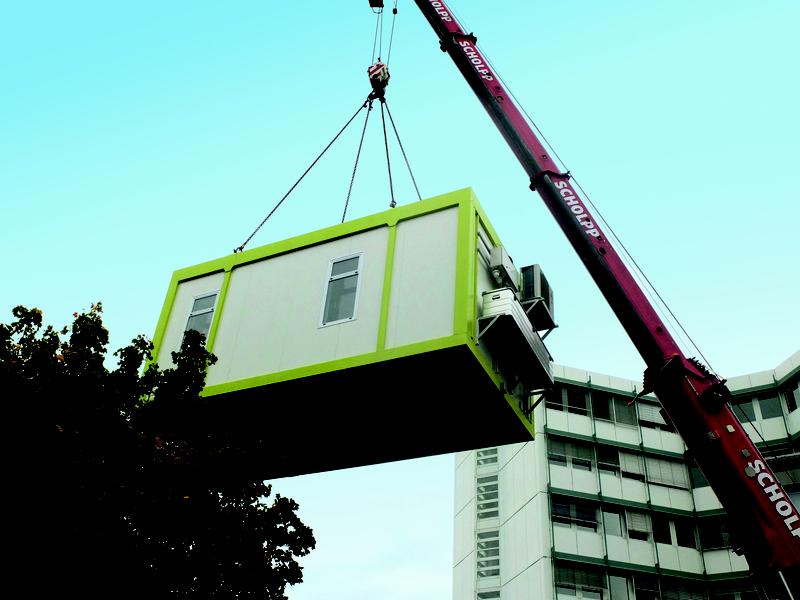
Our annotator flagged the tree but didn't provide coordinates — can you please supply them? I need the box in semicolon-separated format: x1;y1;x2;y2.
1;304;315;598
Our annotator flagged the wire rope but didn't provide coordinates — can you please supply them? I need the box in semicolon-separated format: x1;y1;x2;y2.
379;101;396;208
234;100;369;253
387;1;399;66
342;100;374;223
383;99;422;201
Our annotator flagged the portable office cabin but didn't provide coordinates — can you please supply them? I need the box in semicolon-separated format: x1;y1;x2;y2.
151;188;552;478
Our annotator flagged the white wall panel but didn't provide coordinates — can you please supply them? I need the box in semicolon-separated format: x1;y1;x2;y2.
385;207;458;349
207;227;387;385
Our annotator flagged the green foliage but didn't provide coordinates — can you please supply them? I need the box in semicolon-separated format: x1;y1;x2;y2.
1;304;315;598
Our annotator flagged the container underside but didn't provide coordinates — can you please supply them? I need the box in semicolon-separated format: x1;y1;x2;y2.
189;345;534;479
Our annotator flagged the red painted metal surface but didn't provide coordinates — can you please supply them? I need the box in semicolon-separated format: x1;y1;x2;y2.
412;0;800;580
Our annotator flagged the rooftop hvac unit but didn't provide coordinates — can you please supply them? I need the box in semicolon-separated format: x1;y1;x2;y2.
520;264;556;331
489;246;519;293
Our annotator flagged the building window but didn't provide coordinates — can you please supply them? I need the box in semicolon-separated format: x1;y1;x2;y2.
651;513;671;544
477;592;500;600
477;448;498;466
645;456;689;489
477;475;499;519
673;516;698;549
633;573;660;600
548;438;593;470
638;400;675;431
597;445;621;475
758;393;784;419
476;530;500;578
689;463;709;488
555;564;605;600
782;377;799;413
608;575;630;600
552;495;598;531
699;516;731;550
603;507;624;537
626;510;651;541
619;451;645;480
321;254;361;326
185;292;218;339
731;397;756;422
547;384;590;415
591;390;637;426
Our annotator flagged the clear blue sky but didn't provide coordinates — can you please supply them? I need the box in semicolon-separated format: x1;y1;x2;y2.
2;2;798;598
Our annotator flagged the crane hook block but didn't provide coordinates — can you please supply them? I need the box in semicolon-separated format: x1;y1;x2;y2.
369;0;384;8
368;61;390;99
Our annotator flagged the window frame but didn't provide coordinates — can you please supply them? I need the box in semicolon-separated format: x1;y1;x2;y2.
319;252;363;327
184;291;220;341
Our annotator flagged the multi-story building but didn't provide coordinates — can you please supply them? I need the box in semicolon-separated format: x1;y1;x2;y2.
454;352;800;600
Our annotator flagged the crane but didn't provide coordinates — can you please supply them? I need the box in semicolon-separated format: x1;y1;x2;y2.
403;0;800;596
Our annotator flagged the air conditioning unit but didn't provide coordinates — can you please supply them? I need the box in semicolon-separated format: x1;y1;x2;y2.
489;246;519;293
520;264;556;331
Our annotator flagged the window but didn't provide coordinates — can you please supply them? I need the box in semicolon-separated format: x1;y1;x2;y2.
476;530;500;578
619;451;645;480
651;513;671;544
185;292;218;339
591;390;612;420
548;438;593;471
321;255;361;326
782;378;799;413
552;495;597;531
674;516;698;549
689;463;709;488
477;447;498;466
633;573;660;600
646;456;689;489
626;510;651;541
603;507;623;537
567;386;589;415
477;475;499;519
699;516;731;550
477;592;500;600
555;565;604;600
609;575;630;600
547;384;590;415
597;446;621;475
758;394;784;419
477;530;500;560
591;390;636;425
638;401;674;431
661;579;705;600
731;397;756;422
613;396;637;425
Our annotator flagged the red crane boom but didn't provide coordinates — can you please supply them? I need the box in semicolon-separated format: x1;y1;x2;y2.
411;0;800;593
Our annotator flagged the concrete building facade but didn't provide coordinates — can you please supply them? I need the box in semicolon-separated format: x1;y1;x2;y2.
454;352;800;600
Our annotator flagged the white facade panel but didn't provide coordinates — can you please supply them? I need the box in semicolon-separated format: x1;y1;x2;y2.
501;558;552;600
775;351;800;381
455;451;476;516
693;486;723;512
207;227;388;385
384;207;458;349
159;271;225;368
453;553;474;600
454;499;476;566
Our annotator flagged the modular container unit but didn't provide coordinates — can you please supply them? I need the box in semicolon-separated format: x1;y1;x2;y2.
151;188;552;477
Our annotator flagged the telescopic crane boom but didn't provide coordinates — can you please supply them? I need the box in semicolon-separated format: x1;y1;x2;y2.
411;0;800;593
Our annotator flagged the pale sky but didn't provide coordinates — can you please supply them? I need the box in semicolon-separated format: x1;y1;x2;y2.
2;2;798;599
